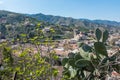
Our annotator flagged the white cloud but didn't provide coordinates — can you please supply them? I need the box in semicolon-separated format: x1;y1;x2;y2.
0;1;3;4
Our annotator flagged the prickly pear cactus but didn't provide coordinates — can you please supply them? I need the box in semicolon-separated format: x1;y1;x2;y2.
62;28;120;80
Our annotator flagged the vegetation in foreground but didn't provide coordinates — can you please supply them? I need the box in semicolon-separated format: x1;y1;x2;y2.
62;28;120;80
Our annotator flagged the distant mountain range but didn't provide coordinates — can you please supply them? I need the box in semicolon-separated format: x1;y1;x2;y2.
80;19;120;27
0;10;120;28
0;10;120;40
29;13;120;28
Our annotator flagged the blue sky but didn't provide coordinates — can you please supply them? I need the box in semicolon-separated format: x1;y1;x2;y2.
0;0;120;21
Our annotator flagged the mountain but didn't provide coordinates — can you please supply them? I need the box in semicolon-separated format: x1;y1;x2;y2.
0;10;120;41
1;10;120;28
0;10;75;40
29;13;120;28
93;20;120;27
0;10;41;40
29;13;85;27
80;19;120;27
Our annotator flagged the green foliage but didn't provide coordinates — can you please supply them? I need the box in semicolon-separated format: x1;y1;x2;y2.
14;50;52;80
0;24;59;80
62;58;69;66
62;28;120;80
82;44;93;52
94;42;108;57
0;44;58;80
102;30;109;42
3;47;13;66
95;28;102;42
75;59;91;68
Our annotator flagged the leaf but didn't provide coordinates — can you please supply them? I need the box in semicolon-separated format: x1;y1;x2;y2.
68;59;75;67
101;57;108;65
68;66;77;78
82;44;93;52
62;58;68;66
74;53;83;61
94;42;108;57
53;55;59;60
102;30;109;42
75;59;91;67
62;70;70;78
95;28;102;42
52;68;59;77
79;48;91;60
64;63;69;68
19;51;28;57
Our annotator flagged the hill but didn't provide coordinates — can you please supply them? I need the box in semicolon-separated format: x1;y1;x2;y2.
0;10;75;40
29;13;120;28
0;10;120;41
0;10;40;40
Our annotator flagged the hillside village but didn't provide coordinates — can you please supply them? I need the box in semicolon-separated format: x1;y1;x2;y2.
0;15;120;60
0;13;120;51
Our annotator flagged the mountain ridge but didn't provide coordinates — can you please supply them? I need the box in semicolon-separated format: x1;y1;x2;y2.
29;13;120;27
0;10;120;28
31;13;120;23
0;10;120;40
